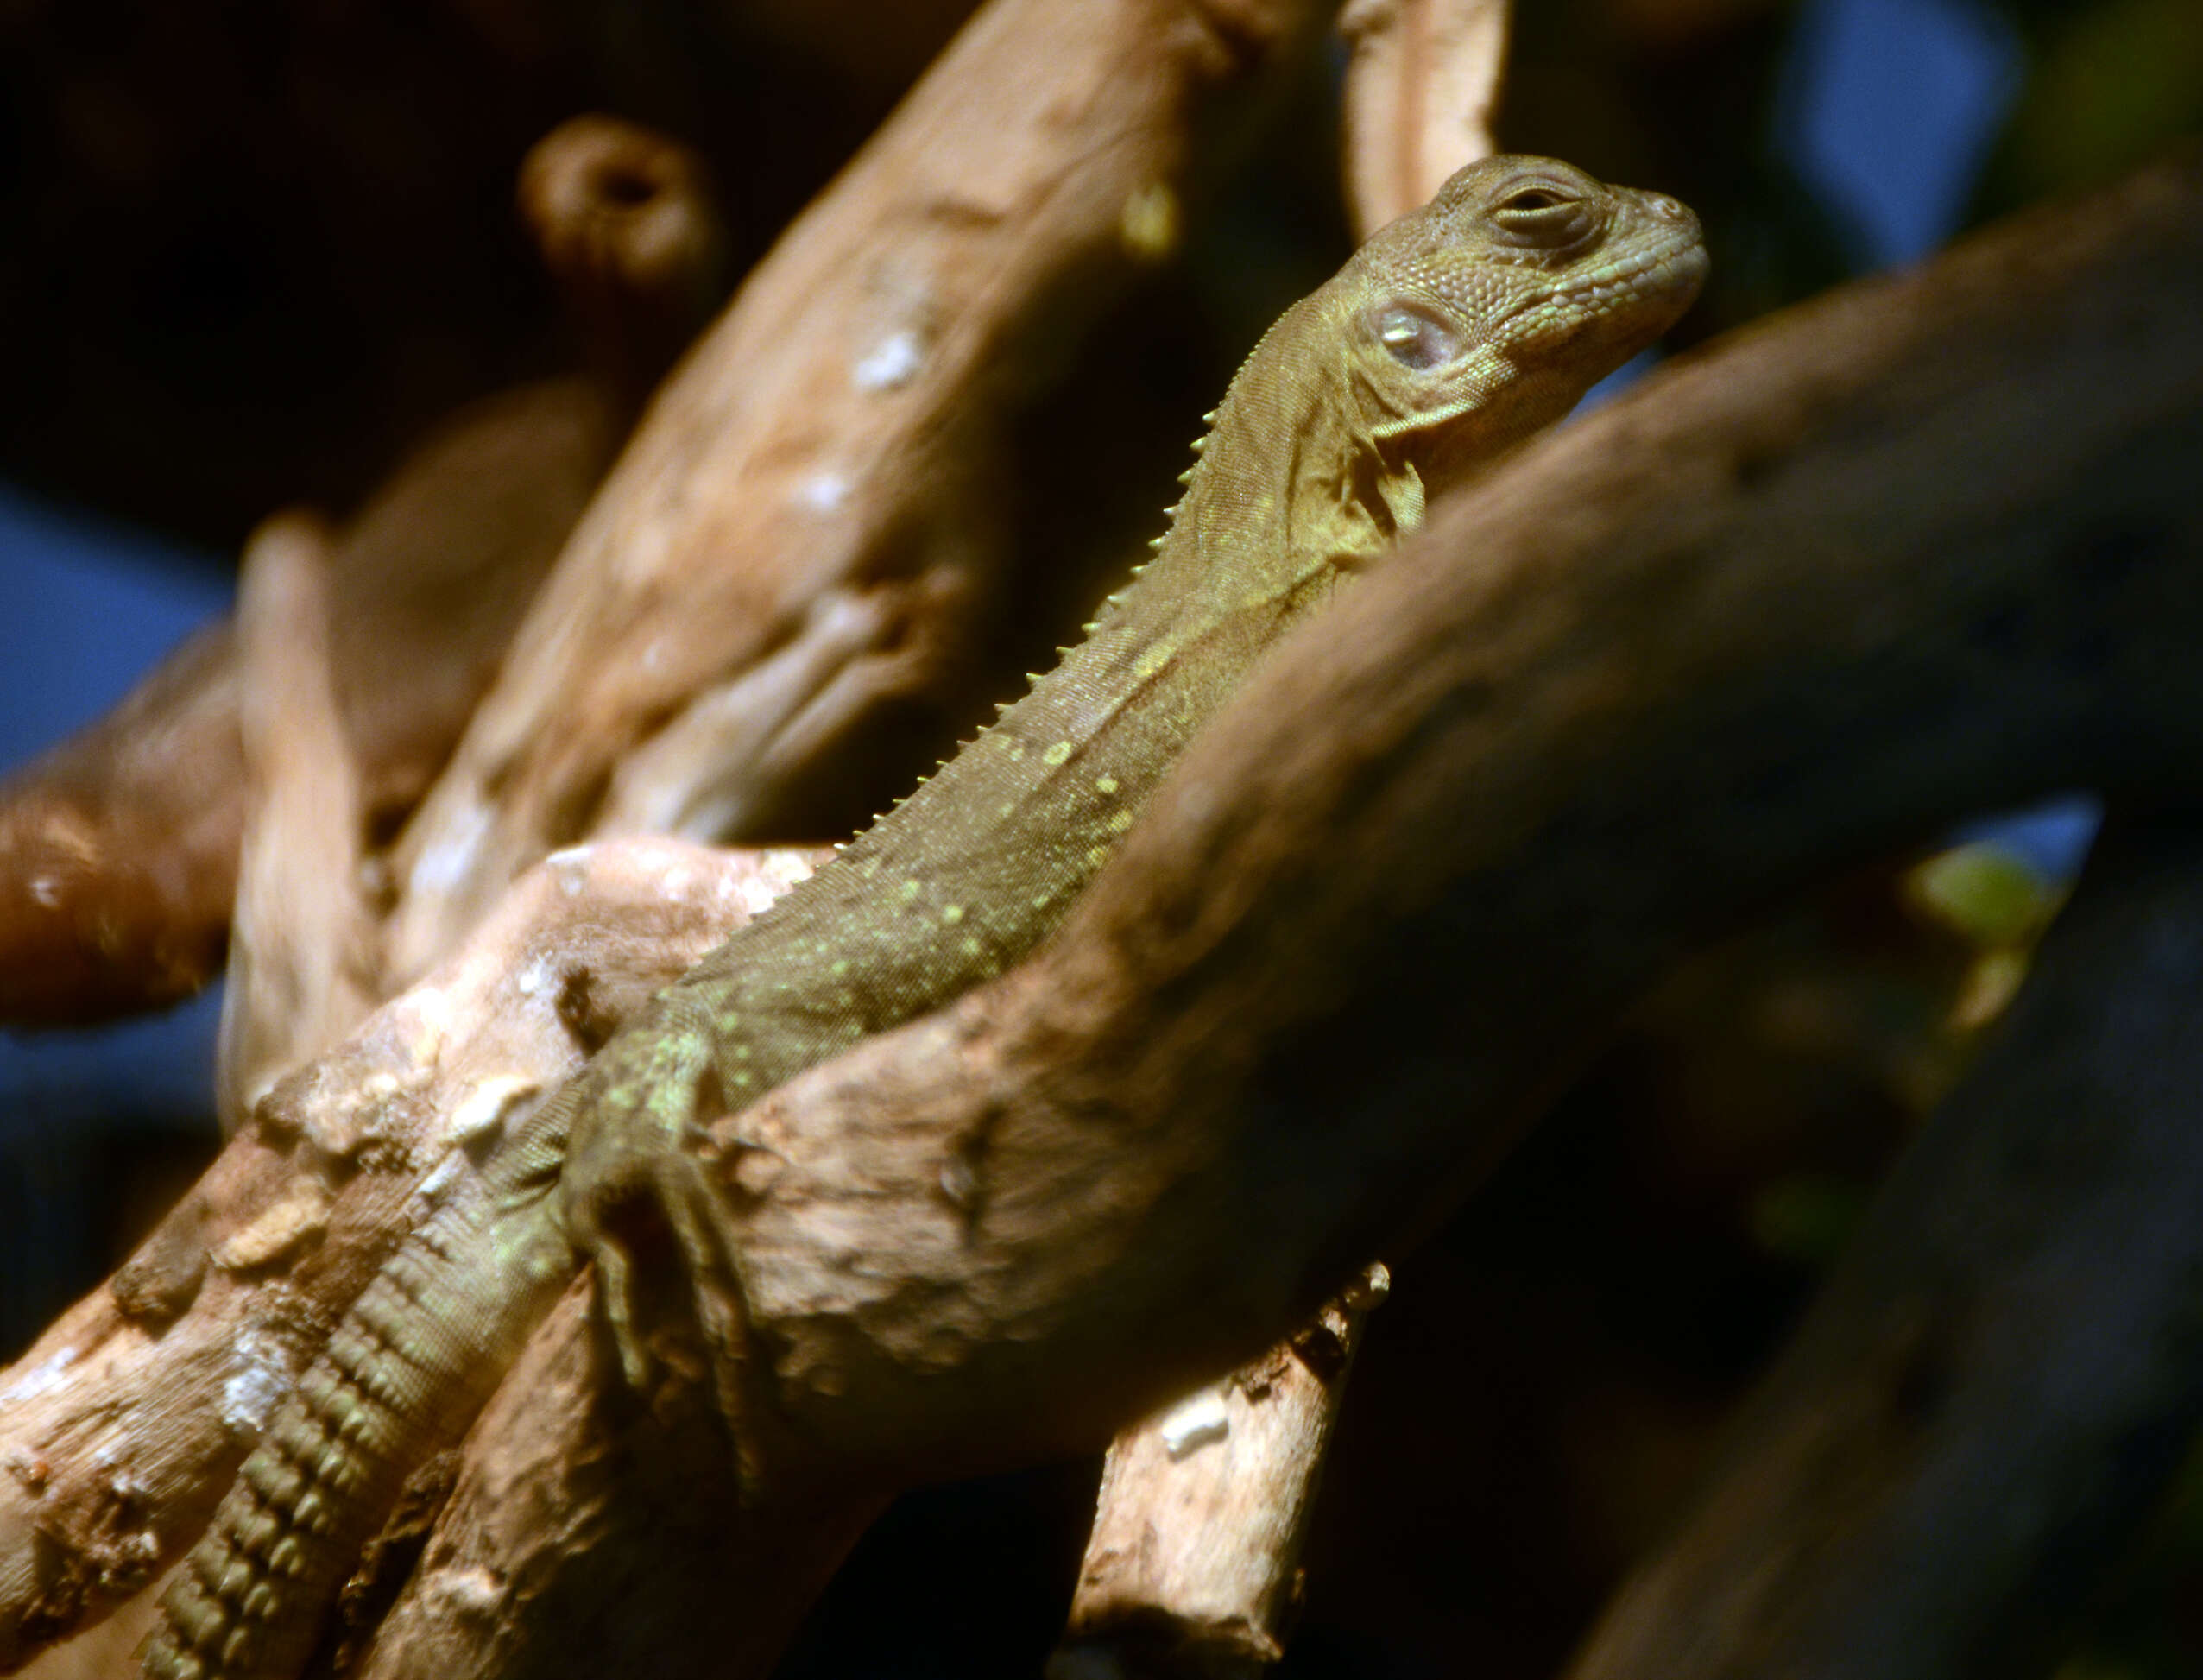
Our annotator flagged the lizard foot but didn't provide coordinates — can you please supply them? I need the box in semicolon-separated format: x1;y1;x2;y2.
569;1139;753;1408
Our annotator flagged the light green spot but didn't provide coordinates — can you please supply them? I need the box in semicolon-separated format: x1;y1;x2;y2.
900;879;922;901
1086;845;1111;868
1044;741;1073;767
1108;810;1134;833
942;905;965;924
961;935;983;957
733;1072;753;1088
1095;775;1119;794
830;959;849;976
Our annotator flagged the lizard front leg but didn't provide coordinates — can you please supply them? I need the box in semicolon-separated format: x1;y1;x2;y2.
561;994;760;1404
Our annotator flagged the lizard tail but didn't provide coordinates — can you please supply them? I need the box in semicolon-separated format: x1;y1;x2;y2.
143;1102;579;1680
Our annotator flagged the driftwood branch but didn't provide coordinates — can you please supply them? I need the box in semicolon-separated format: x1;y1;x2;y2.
1049;1265;1391;1680
1562;811;2203;1680
46;147;2189;1677
380;0;1337;982
215;513;376;1131
1340;0;1510;237
5;132;2200;1677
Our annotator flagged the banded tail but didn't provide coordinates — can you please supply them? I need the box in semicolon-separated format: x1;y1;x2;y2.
143;1096;577;1680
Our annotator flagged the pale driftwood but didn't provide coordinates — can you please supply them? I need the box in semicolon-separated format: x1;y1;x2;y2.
0;842;824;1665
1340;0;1510;238
216;513;377;1132
1561;815;2203;1680
1049;1265;1390;1680
0;116;725;1029
382;0;1337;983
165;152;2203;1678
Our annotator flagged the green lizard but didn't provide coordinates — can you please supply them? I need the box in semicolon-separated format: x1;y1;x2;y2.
144;155;1704;1680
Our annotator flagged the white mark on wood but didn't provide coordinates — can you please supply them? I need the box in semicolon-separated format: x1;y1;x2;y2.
446;1074;539;1148
220;1331;294;1437
427;1565;508;1619
0;1345;76;1404
4;1448;49;1493
1157;1385;1231;1459
27;875;60;908
408;802;491;899
939;1156;978;1209
800;471;851;514
211;1178;331;1270
852;330;925;392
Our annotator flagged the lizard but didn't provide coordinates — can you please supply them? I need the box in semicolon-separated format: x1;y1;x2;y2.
143;155;1705;1680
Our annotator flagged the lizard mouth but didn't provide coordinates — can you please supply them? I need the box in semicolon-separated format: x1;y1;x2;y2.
1548;224;1709;314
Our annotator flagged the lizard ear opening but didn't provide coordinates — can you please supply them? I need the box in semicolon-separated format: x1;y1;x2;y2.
1374;303;1462;371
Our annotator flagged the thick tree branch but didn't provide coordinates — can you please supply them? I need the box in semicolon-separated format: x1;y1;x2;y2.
288;152;2203;1677
660;144;2203;1486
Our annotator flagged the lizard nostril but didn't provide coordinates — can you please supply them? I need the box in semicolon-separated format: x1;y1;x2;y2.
1647;194;1685;221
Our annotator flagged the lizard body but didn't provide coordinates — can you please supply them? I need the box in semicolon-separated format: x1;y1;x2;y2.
145;157;1703;1680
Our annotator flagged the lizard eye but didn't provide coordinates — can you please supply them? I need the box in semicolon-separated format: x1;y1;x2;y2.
1491;181;1600;251
1374;303;1461;370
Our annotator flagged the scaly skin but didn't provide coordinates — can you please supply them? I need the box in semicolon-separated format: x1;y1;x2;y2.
144;156;1704;1680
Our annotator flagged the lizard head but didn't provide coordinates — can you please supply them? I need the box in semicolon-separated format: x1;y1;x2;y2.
1335;154;1707;521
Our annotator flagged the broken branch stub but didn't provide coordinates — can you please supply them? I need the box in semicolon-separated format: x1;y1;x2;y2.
382;0;1339;982
1049;1265;1392;1680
